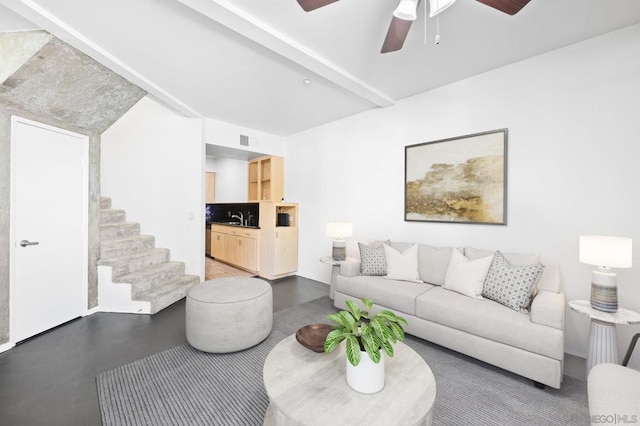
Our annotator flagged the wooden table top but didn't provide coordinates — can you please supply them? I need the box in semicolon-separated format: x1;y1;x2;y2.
263;333;436;426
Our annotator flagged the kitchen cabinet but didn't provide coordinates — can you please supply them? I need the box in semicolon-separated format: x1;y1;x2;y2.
248;156;284;202
259;202;298;279
211;229;225;260
206;172;216;203
205;227;211;256
210;224;258;272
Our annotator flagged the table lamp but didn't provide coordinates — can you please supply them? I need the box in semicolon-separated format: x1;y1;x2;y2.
326;222;352;261
579;235;632;313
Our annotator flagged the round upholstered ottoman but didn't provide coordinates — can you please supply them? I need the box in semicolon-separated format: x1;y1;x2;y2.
186;277;273;353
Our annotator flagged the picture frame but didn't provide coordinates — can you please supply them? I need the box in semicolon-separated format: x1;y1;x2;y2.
405;129;507;225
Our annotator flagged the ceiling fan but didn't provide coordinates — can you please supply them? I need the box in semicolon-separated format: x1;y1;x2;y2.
296;0;531;53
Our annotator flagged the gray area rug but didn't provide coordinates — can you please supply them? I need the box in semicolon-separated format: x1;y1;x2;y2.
96;296;589;425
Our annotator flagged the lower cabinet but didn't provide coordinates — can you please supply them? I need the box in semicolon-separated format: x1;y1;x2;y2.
230;234;257;271
210;225;258;272
205;227;212;257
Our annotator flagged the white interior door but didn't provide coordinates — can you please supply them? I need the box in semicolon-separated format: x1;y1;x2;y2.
10;116;88;343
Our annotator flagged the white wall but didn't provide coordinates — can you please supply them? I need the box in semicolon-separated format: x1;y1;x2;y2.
285;24;640;365
205;156;248;203
0;4;36;31
101;96;204;278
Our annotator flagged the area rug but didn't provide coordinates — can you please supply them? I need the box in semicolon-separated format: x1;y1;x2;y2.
96;296;589;425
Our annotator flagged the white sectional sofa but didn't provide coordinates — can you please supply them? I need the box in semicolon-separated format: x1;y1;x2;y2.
332;242;566;389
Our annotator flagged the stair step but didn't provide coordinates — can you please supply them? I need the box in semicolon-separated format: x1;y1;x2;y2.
100;209;126;224
100;222;140;240
137;275;201;314
100;235;155;259
100;197;112;209
98;248;170;279
117;261;186;297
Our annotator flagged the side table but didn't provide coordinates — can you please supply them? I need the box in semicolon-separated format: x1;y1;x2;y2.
319;256;357;299
568;300;640;372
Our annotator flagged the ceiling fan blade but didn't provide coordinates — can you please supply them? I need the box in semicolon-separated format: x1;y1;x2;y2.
381;0;422;54
476;0;531;15
381;17;413;53
297;0;340;12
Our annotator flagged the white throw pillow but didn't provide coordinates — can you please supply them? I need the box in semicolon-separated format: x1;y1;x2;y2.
443;249;493;299
383;244;422;283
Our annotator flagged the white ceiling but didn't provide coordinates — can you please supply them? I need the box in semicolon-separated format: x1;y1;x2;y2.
3;0;640;136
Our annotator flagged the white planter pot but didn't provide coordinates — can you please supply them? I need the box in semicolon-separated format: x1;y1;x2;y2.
345;351;385;394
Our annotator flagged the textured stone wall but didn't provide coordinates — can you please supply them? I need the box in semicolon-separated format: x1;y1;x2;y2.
0;31;146;345
1;34;146;134
0;110;10;343
88;134;100;309
0;31;52;85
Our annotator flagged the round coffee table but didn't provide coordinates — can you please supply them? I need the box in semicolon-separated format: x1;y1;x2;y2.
263;333;436;426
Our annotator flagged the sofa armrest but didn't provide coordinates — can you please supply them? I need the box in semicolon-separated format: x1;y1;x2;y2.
530;290;565;330
339;260;361;277
537;264;561;293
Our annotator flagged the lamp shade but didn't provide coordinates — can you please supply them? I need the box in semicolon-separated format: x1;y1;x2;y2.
393;0;419;20
429;0;456;17
326;222;353;239
579;235;632;268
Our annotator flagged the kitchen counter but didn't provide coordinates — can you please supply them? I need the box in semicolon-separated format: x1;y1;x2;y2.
208;221;260;230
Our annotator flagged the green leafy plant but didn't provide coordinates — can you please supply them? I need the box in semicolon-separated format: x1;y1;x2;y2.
324;298;408;366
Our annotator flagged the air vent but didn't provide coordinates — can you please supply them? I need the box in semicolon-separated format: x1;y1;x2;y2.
240;134;249;146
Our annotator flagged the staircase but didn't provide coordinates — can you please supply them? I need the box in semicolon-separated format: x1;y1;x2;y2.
97;196;200;314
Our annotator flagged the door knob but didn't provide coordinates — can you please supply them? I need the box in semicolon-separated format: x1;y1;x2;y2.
20;240;39;247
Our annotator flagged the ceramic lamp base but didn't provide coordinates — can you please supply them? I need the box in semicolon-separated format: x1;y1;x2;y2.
590;269;618;313
332;239;346;261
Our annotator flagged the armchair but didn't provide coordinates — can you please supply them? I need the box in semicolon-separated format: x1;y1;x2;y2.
588;333;640;426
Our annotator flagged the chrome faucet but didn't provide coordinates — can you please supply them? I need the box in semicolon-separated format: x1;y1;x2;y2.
231;212;244;225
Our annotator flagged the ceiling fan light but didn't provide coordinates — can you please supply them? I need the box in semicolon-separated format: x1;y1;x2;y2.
429;0;456;17
393;0;419;21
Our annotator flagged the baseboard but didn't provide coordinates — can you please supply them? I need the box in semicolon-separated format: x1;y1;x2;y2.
84;306;100;317
0;341;15;354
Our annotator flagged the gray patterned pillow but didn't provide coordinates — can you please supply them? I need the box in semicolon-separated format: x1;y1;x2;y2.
359;242;387;276
482;251;544;313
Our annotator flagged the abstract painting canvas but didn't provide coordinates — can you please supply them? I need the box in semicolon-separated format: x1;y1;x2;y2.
405;129;507;225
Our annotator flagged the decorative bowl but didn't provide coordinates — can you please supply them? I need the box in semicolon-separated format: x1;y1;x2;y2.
295;324;334;352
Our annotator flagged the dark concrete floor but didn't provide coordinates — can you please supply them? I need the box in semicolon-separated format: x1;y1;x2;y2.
0;275;329;426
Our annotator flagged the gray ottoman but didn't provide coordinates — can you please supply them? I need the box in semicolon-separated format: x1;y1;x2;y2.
186;277;273;353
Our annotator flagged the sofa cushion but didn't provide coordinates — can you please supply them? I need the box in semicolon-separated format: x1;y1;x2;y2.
482;251;545;313
418;245;458;286
443;249;493;299
358;242;386;276
465;246;540;265
384;244;422;283
415;286;563;360
336;275;433;315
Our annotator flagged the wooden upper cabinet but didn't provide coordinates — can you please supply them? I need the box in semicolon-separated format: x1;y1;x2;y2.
248;156;284;202
205;172;216;203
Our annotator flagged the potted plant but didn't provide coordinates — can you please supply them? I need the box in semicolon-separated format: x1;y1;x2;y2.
324;298;408;394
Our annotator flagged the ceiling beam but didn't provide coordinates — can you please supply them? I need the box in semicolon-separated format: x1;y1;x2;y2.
177;0;395;108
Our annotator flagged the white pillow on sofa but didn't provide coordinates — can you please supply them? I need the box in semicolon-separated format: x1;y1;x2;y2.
383;244;422;283
443;249;493;299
